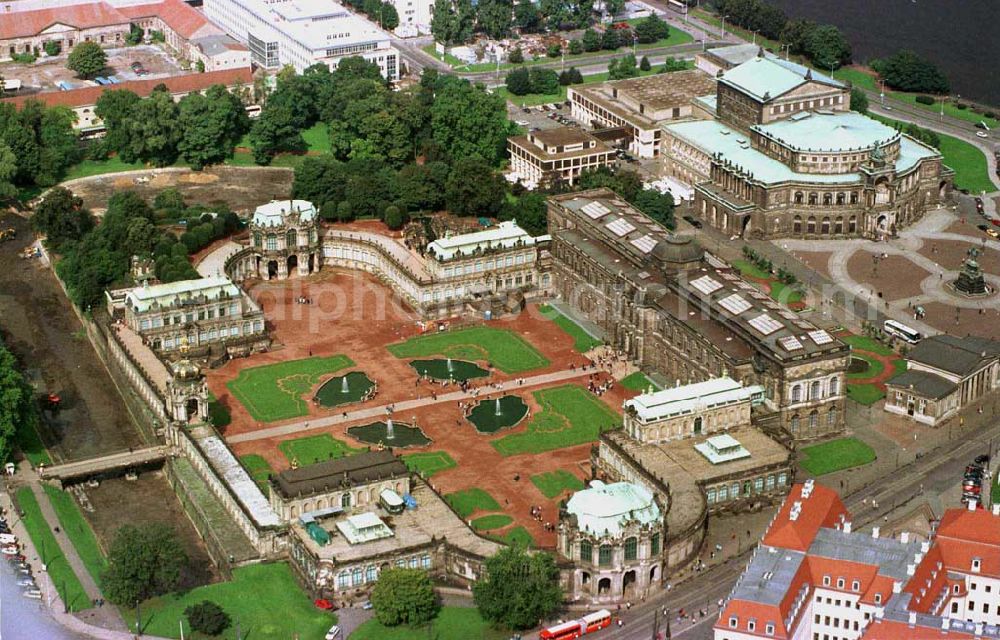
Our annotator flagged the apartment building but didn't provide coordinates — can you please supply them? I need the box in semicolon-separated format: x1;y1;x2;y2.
507;126;617;189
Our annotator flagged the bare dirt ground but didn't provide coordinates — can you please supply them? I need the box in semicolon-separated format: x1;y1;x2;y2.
917;238;1000;274
83;471;216;589
1;45;183;93
210;266;631;548
943;219;989;239
918;302;1000;339
0;212;214;584
789;250;836;281
68;166;294;214
845;252;931;302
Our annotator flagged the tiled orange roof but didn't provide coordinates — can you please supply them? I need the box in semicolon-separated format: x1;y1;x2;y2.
935;507;1000;578
715;600;788;639
763;483;848;552
1;67;253;110
117;0;217;39
0;2;129;40
861;618;975;640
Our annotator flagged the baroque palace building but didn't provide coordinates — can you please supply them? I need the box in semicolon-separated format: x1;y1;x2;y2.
547;188;849;441
660;50;953;240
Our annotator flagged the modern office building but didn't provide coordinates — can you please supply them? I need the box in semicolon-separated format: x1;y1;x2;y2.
204;0;399;78
567;70;717;158
716;481;1000;640
507;126;617;189
661;52;953;240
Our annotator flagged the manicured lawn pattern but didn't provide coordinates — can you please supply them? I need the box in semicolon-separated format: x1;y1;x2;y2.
136;563;333;640
799;437;877;476
620;371;658;392
352;606;511;640
401;451;457;477
278;433;364;466
538;304;602;352
42;485;107;586
387;326;549;374
239;454;274;492
847;383;885;405
847;353;885;380
841;335;895;356
444;488;501;519
471;514;514;531
499;526;534;547
14;487;91;612
492;384;620;456
226;355;354;422
530;470;585;499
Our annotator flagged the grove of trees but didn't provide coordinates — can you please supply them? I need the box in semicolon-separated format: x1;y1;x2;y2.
0;100;80;201
0;336;39;466
472;546;563;630
871;50;950;94
101;523;188;605
369;568;439;626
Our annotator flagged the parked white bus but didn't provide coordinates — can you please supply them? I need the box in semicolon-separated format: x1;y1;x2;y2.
884;319;922;344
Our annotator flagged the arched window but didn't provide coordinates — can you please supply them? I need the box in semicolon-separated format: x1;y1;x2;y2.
651;533;660;555
580;540;593;563
836;193;845;205
352;567;363;585
808;193;818;205
790;414;800;431
821;217;831;234
365;566;377;582
337;571;350;589
829;376;840;396
286;229;298;248
809;410;819;428
810;381;822;400
266;234;277;251
835;216;844;234
791;384;802;403
828;406;838;426
341;493;351;508
793;215;802;234
794;192;804;204
850;192;859;205
807;216;817;234
253;232;262;247
823;193;832;206
848;215;857;233
624;537;638;561
599;545;612;566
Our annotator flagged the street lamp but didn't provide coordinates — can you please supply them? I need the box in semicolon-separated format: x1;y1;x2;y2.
780;43;791;60
721;15;729;39
751;29;759;45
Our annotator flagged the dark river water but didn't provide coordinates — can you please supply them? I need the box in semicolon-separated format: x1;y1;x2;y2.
766;0;1000;106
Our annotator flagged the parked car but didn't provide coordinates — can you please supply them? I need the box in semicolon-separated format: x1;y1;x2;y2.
23;589;41;600
986;228;998;239
975;454;990;465
2;545;19;555
515;120;529;126
314;599;335;611
976;131;989;138
361;601;373;610
16;578;35;588
325;625;342;640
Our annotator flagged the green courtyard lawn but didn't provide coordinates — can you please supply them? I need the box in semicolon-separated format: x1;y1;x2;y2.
620;371;657;392
491;384;620;456
471;514;514;531
63;155;145;180
799;437;877;476
401;451;457;477
351;606;511;640
137;562;333;640
497;526;534;547
387;326;549;374
847;352;885;380
239;454;274;492
444;488;501;518
936;133;998;194
42;485;107;586
15;419;51;467
14;487;91;612
226;355;355;423
840;334;895;356
538;304;602;352
846;383;886;406
530;470;585;499
278;433;364;466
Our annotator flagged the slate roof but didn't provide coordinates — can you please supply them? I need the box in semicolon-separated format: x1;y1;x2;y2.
885;369;956;399
272;451;408;500
907;335;1000;377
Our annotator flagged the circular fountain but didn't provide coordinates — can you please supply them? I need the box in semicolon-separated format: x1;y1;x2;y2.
313;371;375;408
347;420;430;448
466;395;529;434
409;359;488;381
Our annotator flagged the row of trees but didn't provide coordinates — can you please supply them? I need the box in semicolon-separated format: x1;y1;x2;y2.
340;0;400;30
94;83;250;170
0;336;39;466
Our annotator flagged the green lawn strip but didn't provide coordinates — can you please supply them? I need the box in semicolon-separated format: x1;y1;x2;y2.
278;433;364;466
41;485;107;586
832;67;878;91
401;451;457;477
768;281;803;305
530;470;585;499
499;526;534;547
15;418;52;467
492;384;620;456
847;352;885;380
840;335;895;356
732;258;771;279
387;326;549;374
137;562;333;640
64;155;146;180
890;359;908;377
225;355;354;423
620;371;657;392
300;122;331;152
14;487;91;612
691;9;781;51
470;514;514;531
538;303;601;352
352;606;511;640
239;454;274;492
993;474;1000;506
798;437;877;476
846;383;885;406
444;488;501;519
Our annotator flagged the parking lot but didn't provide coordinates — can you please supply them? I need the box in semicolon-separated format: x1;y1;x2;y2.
0;45;185;94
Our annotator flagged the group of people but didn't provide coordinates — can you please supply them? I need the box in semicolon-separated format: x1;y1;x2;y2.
586;373;614;397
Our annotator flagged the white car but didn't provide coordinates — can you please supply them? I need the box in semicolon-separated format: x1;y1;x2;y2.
976;131;989;138
325;625;342;640
514;120;529;126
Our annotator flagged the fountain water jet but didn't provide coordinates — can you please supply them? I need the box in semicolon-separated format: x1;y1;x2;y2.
447;358;454;373
495;398;502;416
386;418;395;440
341;376;350;393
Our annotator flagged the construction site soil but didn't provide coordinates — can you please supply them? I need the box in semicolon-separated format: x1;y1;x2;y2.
0;212;213;585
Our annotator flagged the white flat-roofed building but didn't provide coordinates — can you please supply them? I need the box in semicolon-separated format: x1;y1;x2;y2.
112;275;267;353
204;0;399;78
507;126;617;189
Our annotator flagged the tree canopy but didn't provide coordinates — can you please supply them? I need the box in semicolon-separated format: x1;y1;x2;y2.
872;50;950;94
370;568;439;626
32;187;95;251
66;41;107;79
0;336;38;465
472;546;562;630
184;601;231;636
101;523;188;605
432;0;475;45
0;100;79;194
